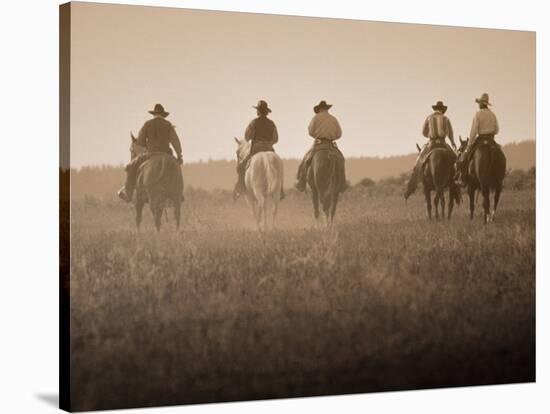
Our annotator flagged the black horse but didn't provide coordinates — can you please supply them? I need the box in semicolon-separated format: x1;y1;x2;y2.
129;133;183;231
457;136;506;223
415;143;460;220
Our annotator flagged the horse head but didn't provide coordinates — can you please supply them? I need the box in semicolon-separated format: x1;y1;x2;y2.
234;137;251;165
457;136;469;158
130;132;147;160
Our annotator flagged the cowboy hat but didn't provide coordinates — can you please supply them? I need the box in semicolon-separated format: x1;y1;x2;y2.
148;103;169;117
431;100;448;112
253;100;272;114
475;93;492;106
314;100;332;113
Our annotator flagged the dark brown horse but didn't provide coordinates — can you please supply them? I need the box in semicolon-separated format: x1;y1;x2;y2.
457;137;506;223
416;143;460;220
307;147;343;226
130;133;183;231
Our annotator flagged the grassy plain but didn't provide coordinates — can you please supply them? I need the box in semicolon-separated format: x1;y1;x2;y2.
69;187;535;411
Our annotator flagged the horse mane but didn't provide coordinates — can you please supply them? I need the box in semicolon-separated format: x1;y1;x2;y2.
130;135;147;159
236;140;251;164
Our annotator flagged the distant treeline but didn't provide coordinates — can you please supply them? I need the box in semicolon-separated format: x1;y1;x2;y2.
70;140;535;200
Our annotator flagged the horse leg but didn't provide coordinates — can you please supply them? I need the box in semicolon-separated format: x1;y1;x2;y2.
322;196;331;228
135;198;144;231
271;192;282;230
310;188;320;225
256;196;265;232
468;186;475;220
174;199;181;230
270;196;279;231
439;191;446;221
263;196;271;232
425;189;432;220
434;190;440;220
153;207;162;232
447;189;454;220
482;187;491;224
264;197;270;232
150;196;163;232
492;185;502;222
330;193;339;226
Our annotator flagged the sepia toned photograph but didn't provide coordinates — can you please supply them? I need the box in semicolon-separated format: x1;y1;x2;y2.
59;2;535;412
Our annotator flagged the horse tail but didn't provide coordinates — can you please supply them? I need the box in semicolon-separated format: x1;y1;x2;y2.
323;153;338;205
264;153;282;196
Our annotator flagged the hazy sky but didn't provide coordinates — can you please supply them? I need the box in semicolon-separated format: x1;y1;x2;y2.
70;2;535;167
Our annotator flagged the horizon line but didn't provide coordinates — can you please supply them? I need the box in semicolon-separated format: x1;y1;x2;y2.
69;139;535;171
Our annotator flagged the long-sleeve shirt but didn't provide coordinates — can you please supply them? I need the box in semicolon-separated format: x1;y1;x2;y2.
245;116;278;143
422;111;455;145
137;117;182;157
470;108;499;138
308;111;342;141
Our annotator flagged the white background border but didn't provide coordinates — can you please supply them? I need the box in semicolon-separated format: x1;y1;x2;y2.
0;0;547;412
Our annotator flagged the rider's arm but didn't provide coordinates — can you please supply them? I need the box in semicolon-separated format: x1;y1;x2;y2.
245;120;255;142
469;113;479;140
308;117;317;138
494;113;500;135
447;118;456;148
169;126;183;159
137;123;148;146
333;118;342;140
422;117;430;138
272;124;279;144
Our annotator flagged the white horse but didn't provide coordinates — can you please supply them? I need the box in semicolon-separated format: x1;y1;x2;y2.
234;138;284;232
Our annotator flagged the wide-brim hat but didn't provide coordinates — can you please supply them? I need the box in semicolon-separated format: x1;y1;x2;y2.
314;100;332;113
253;100;272;114
431;100;448;112
148;103;169;117
475;93;492;106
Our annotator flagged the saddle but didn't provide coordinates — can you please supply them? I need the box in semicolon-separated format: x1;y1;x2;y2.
136;152;183;192
475;135;499;151
242;141;275;170
311;139;342;160
462;135;500;167
420;139;454;168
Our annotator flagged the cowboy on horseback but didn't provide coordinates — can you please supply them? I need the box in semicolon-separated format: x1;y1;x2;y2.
234;100;284;199
294;100;348;192
118;104;183;202
456;93;500;186
404;100;457;199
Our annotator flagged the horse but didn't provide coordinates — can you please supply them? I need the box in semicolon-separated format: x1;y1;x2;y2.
234;137;284;232
415;142;460;220
129;133;183;231
457;136;506;223
307;143;343;227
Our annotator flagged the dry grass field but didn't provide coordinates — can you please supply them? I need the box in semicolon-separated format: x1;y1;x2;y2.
68;186;535;411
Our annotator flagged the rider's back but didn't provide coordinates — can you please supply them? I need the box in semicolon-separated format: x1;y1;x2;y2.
250;117;276;142
140;118;175;154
